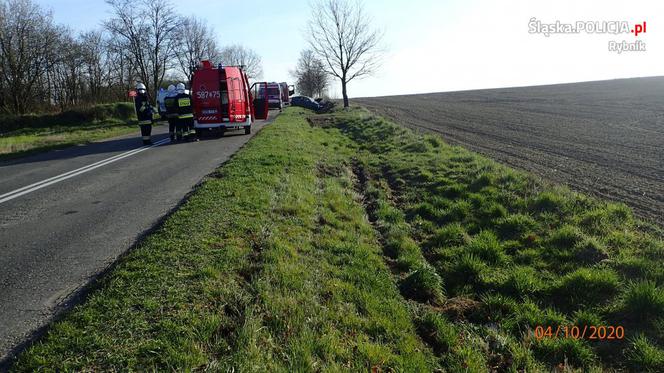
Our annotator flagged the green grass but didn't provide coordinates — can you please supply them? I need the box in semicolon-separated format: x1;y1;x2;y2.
620;280;664;321
11;108;436;371
10;106;664;371
0;103;150;160
331;108;664;371
626;335;664;372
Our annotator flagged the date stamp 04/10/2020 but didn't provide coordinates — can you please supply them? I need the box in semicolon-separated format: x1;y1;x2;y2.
533;325;625;341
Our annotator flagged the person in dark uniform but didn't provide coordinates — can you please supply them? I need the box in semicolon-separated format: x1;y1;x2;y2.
174;83;195;141
133;83;153;145
163;84;178;141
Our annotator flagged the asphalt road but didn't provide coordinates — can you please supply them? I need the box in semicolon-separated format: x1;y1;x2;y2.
0;113;276;363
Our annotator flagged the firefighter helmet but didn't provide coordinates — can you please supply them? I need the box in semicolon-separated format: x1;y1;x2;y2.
136;83;146;92
167;84;175;92
176;83;186;94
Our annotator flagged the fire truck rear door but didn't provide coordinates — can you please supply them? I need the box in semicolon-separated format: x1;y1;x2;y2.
251;82;269;120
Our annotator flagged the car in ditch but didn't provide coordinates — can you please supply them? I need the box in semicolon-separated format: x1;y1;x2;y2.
290;95;322;111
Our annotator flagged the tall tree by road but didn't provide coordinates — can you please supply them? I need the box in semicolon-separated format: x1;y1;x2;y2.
174;16;220;84
105;0;178;100
0;0;59;114
219;45;263;80
307;0;383;107
291;49;329;98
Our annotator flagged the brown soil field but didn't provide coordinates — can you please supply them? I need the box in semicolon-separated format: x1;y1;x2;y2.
355;77;664;226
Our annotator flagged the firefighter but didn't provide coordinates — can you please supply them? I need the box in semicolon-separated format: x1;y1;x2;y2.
163;84;178;141
174;83;194;141
133;83;153;145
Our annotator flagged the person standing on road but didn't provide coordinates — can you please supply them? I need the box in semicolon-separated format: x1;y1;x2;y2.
163;84;178;141
133;83;154;145
174;83;195;141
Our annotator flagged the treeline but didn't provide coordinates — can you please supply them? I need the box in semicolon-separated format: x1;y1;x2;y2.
0;0;263;115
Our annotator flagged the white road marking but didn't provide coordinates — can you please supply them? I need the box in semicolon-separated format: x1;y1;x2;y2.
0;139;167;200
0;138;171;205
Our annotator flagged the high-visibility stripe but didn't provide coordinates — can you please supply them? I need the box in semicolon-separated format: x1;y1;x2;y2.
142;136;151;140
138;120;152;125
178;114;193;119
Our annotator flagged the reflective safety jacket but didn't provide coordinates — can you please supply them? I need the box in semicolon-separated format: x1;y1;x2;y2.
134;93;154;125
164;94;178;119
174;92;193;120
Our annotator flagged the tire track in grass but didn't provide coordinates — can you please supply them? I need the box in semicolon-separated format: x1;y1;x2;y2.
333;109;664;371
223;114;438;371
343;117;544;372
330;154;481;371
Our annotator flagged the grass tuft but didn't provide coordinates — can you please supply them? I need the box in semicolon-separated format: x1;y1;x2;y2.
621;280;664;321
425;223;469;249
496;214;539;240
550;268;620;308
417;311;458;354
400;265;445;305
465;230;507;265
626;334;664;372
532;337;596;369
501;266;543;299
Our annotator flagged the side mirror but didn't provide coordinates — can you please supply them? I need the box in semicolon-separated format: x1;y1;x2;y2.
288;85;295;96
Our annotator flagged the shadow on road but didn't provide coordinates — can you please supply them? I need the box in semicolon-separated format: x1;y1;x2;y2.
0;114;276;169
0;132;173;168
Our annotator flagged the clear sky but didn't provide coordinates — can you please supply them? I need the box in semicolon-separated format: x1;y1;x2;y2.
35;0;663;98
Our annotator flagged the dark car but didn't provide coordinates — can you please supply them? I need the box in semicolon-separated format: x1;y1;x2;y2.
290;96;321;111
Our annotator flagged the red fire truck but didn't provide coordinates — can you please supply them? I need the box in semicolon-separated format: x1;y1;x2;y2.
191;60;269;136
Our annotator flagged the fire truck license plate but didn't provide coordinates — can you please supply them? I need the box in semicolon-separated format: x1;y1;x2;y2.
196;90;220;99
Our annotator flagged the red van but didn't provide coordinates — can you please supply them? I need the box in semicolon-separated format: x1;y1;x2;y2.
191;60;268;135
263;82;283;110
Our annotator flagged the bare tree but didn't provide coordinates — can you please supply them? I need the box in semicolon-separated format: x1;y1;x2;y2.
104;0;178;100
174;16;220;84
105;35;138;102
307;0;382;107
50;32;86;109
0;0;238;114
219;44;263;80
291;49;329;98
79;30;107;104
0;0;60;113
0;0;169;113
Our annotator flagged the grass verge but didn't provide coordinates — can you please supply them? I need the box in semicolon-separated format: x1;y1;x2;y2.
10;106;664;372
0;103;150;160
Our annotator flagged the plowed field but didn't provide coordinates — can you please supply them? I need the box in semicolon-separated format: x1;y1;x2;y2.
356;77;664;225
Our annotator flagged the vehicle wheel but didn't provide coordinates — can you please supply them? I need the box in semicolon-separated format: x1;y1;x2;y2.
245;126;251;135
